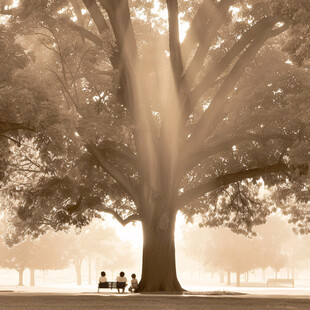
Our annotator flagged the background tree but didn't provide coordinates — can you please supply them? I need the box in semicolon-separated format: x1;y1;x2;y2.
202;216;302;285
57;222;135;285
0;0;309;291
203;228;263;286
0;231;69;286
255;216;291;279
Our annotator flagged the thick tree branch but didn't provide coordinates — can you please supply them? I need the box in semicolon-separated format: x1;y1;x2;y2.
98;140;138;170
180;0;233;121
64;19;103;46
82;0;110;33
186;35;269;155
96;0;159;189
177;162;291;209
181;0;214;62
190;16;280;105
78;1;121;73
0;121;34;134
185;24;289;158
98;0;138;61
99;207;140;226
166;0;183;88
0;8;17;15
86;142;139;205
182;0;233;89
179;133;297;178
70;1;83;24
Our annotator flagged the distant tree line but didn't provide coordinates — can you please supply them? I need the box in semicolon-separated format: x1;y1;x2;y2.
181;216;309;286
0;219;135;286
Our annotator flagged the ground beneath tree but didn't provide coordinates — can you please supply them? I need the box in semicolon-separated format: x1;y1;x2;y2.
0;292;310;309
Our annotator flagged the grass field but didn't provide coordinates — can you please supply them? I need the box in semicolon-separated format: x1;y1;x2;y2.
1;293;310;310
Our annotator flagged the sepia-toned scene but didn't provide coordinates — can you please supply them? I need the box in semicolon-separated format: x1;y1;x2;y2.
0;0;309;309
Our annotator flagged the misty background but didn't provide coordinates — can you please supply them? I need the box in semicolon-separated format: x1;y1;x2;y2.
1;214;310;290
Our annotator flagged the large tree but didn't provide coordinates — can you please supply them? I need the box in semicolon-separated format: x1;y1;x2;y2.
1;0;309;292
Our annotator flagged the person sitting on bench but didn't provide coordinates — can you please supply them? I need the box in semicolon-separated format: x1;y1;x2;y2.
99;271;107;283
128;273;138;293
116;271;127;293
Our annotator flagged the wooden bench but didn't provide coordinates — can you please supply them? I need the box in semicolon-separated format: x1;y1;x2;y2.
98;281;127;292
267;279;294;287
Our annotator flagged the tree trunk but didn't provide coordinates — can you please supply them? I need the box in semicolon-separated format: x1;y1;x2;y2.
88;256;91;285
227;271;231;286
95;257;100;282
18;269;24;286
220;271;224;283
30;268;35;286
262;268;266;281
138;211;183;292
236;271;240;287
74;259;82;286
